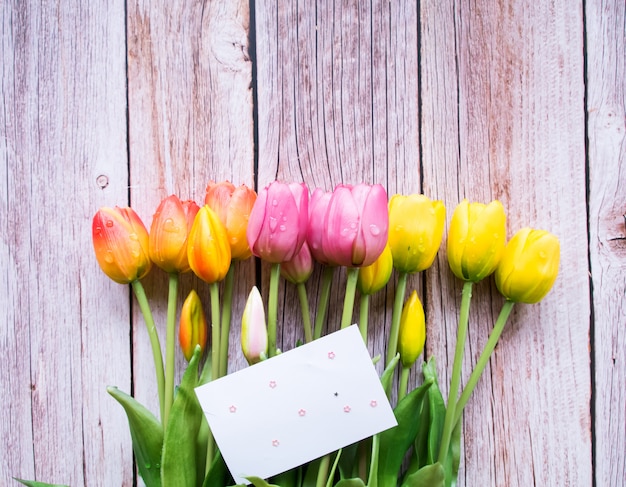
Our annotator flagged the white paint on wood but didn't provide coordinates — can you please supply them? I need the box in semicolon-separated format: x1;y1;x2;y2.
587;0;626;484
1;1;133;485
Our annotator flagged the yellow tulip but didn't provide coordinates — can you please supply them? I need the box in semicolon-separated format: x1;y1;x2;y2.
388;194;445;273
357;243;393;295
179;290;207;362
495;228;560;303
397;290;426;368
187;205;232;283
447;199;506;282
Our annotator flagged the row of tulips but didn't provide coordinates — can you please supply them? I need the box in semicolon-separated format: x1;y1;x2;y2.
80;181;559;487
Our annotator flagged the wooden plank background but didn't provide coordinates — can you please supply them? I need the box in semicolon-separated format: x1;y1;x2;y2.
1;0;623;485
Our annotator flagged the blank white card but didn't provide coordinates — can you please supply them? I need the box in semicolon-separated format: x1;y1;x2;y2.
195;325;397;485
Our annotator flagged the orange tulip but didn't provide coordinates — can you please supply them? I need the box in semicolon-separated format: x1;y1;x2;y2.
187;205;232;283
149;195;200;273
205;181;257;260
92;206;152;284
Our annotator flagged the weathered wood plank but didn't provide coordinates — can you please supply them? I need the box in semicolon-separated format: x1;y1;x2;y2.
421;0;592;485
254;0;421;375
126;0;255;442
586;0;626;484
0;1;132;485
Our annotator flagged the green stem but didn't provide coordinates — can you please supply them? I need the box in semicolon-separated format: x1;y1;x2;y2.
453;300;515;425
205;429;215;476
297;282;313;343
315;454;331;487
219;265;235;377
314;266;335;339
437;280;473;465
131;280;165;421
340;267;359;329
163;272;179;427
398;365;410;403
210;282;221;379
268;263;281;357
367;433;380;487
385;272;408;367
358;294;370;343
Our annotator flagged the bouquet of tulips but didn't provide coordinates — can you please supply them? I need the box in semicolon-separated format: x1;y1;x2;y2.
16;181;560;487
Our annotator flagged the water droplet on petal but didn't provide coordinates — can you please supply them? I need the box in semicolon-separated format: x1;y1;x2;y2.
279;225;286;231
163;218;180;233
269;217;278;232
272;199;278;207
369;224;380;236
539;251;547;259
105;220;114;227
104;251;114;263
129;233;138;241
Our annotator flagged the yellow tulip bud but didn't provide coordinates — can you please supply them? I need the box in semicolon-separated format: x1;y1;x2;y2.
357;243;393;295
397;290;426;368
179;290;207;362
388;194;446;273
495;228;560;303
187;205;232;284
447;199;506;282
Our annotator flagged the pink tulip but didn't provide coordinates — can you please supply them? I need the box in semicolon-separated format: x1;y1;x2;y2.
246;181;309;263
307;188;333;264
320;184;389;267
281;241;314;284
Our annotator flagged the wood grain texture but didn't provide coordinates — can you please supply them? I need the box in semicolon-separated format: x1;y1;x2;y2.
421;0;592;485
126;0;255;438
254;0;422;378
2;0;623;485
0;1;132;485
586;0;626;484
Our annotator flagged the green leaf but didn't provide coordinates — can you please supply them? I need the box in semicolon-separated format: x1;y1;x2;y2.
334;479;366;487
107;386;163;487
161;346;203;487
13;479;69;487
337;441;362;479
400;462;445;487
422;358;446;467
201;451;231;487
245;476;281;487
376;378;433;487
301;457;323;487
270;466;300;487
380;354;400;396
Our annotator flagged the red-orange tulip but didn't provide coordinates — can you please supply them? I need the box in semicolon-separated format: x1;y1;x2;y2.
205;181;257;260
149;195;200;273
92;206;152;284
